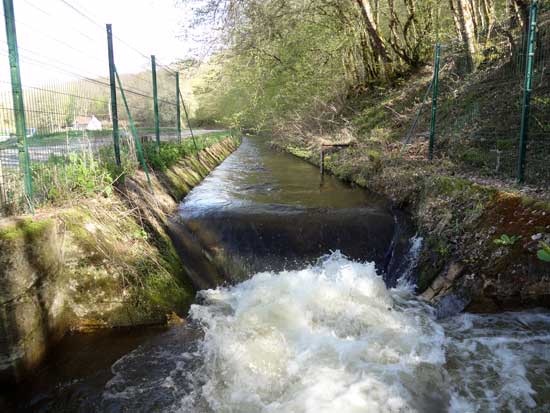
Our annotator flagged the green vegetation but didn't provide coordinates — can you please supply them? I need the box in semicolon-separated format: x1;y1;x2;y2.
32;153;114;203
19;131;230;208
538;242;550;262
185;0;450;129
493;234;521;246
0;218;53;241
143;132;228;171
179;1;548;187
184;0;525;130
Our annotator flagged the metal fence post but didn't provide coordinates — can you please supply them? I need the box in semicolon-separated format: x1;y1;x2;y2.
176;72;182;144
3;0;33;210
151;55;160;150
429;43;441;161
114;67;152;190
106;24;121;167
179;90;198;152
517;0;538;184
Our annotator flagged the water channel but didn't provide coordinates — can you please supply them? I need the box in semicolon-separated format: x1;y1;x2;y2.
8;137;550;412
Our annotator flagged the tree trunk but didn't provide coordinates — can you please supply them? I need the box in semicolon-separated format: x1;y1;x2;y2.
467;0;480;39
480;0;496;38
450;0;478;71
373;0;379;28
354;0;392;75
387;0;417;67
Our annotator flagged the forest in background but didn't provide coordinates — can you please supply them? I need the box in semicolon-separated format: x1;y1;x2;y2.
185;0;542;134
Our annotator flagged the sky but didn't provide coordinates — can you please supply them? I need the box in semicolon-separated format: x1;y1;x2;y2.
0;0;204;88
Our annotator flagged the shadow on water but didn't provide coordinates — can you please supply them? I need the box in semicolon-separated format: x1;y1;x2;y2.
3;327;168;412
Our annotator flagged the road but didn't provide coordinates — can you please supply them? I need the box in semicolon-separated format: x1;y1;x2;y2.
0;129;222;169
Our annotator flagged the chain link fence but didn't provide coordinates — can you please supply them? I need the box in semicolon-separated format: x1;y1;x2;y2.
404;0;549;187
0;0;196;215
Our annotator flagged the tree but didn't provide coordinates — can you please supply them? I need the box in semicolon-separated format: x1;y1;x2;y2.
450;0;478;71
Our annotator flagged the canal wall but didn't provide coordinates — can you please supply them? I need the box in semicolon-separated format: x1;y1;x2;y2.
0;137;240;383
274;140;550;316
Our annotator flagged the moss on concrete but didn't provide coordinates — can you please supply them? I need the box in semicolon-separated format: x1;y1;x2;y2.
0;136;241;384
0;219;53;242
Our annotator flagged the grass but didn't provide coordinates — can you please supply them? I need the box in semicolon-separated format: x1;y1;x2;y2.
143;131;230;171
1;130;232;213
31;152;114;204
0;218;53;241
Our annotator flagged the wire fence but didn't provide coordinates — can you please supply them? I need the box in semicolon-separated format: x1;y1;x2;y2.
403;0;549;187
0;0;196;215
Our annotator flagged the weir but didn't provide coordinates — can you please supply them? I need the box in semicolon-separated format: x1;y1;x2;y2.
173;136;413;286
7;135;550;412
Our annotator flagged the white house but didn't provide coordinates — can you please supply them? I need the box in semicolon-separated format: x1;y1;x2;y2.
73;115;103;131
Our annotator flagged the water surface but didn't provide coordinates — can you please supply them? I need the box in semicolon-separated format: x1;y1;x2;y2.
7;136;550;412
176;136;405;282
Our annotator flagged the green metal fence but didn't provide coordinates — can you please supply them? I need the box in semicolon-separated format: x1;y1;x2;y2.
0;0;197;215
404;0;550;187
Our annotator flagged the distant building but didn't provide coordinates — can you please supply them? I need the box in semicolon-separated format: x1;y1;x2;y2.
73;115;103;131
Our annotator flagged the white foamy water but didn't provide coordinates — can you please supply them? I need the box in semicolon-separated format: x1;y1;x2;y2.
101;253;550;413
179;252;550;412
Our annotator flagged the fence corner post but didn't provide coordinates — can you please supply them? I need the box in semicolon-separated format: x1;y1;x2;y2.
429;43;441;161
517;0;538;184
151;55;160;150
106;23;121;167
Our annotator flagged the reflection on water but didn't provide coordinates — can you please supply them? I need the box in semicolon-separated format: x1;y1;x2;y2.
180;136;377;214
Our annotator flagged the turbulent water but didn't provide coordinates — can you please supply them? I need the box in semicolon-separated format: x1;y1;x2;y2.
10;138;550;412
99;253;550;413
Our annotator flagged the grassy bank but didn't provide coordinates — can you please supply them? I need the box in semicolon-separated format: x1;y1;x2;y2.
1;132;229;216
0;135;240;383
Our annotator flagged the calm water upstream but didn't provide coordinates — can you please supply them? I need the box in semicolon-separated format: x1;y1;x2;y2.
8;137;550;412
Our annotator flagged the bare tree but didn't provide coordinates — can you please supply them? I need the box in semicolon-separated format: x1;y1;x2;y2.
450;0;478;71
354;0;392;77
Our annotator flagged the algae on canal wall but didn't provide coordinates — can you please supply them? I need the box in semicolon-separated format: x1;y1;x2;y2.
0;137;240;384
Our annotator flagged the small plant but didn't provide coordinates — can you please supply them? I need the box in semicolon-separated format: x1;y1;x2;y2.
537;242;550;263
133;228;149;241
493;234;521;246
142;133;228;171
